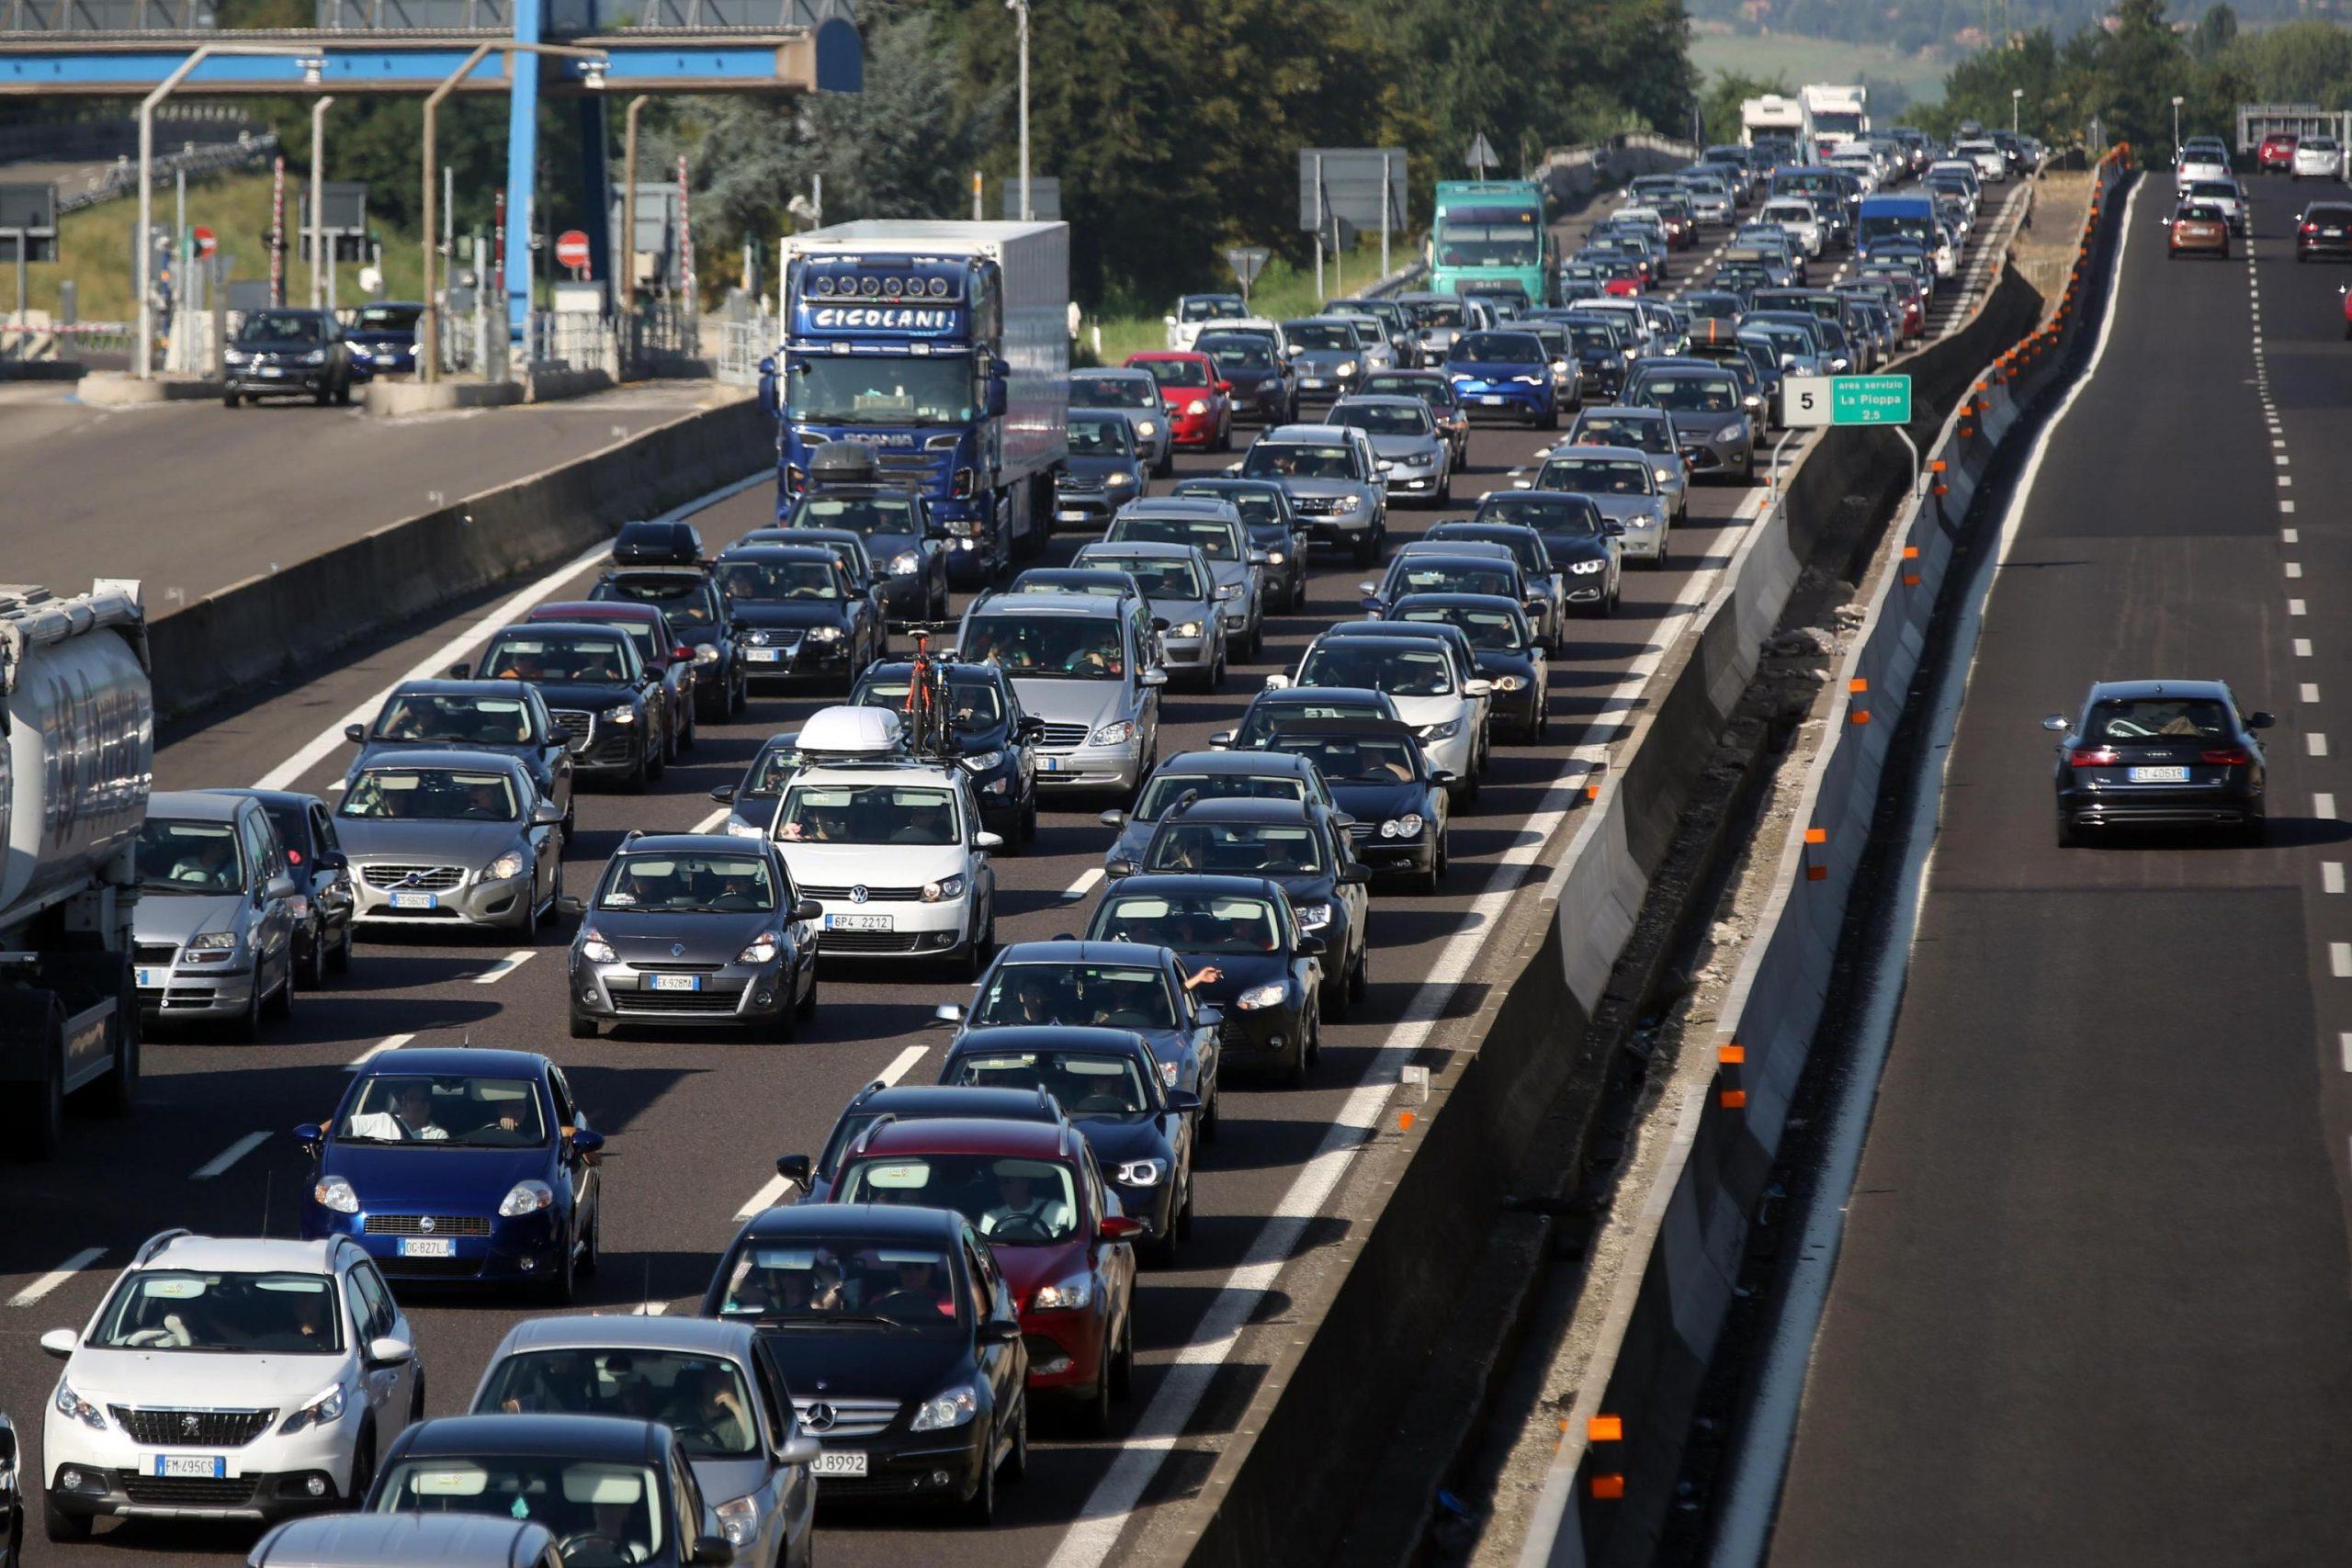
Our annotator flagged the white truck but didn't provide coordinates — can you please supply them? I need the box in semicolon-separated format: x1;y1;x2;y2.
1741;94;1810;150
1802;84;1870;143
0;581;151;1159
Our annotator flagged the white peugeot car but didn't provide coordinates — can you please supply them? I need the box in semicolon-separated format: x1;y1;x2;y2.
39;1231;421;1540
771;755;1001;974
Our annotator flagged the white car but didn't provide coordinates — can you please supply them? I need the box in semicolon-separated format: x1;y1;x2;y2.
771;756;1000;972
1954;139;2008;182
1269;630;1492;787
40;1231;421;1539
2175;151;2231;187
1758;198;1826;255
2178;177;2246;233
2293;136;2344;180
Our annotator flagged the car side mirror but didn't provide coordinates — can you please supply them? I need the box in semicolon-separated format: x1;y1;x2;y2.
776;1431;822;1468
982;1318;1022;1345
986;378;1009;418
569;1128;605;1156
1464;679;1495;697
975;830;1004;851
794;897;823;923
294;1121;323;1148
447;660;471;678
709;784;735;803
531;798;563;826
673;645;695;663
1100;1214;1144;1241
1018;716;1046;739
1263;674;1291;691
2248;711;2277;729
1249;550;1269;567
776;1153;813;1186
1209;729;1237;749
692;1535;737;1566
2041;714;2071;732
1105;856;1136;879
366;1335;415;1368
1298;934;1327;956
1139;668;1169;688
557;895;586;917
1216;380;1234;394
1100;809;1127;828
931;1003;967;1027
1164;1089;1202;1113
344;722;367;744
1193;1005;1223;1028
314;851;347;873
1339;867;1369;886
40;1327;77;1359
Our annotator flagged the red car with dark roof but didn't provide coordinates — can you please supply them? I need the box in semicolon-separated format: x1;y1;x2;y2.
1125;350;1235;452
524;600;696;763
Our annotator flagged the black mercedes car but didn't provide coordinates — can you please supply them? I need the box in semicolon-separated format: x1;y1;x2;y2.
1427;519;1569;651
1260;716;1451;891
458;624;666;790
1471;491;1623;619
784;464;953;623
590;564;748;721
2045;679;2274;845
782;1084;1066;1203
1212;684;1402;750
1084;874;1324;1085
1168;476;1312;614
221;306;354;406
1384;592;1549;743
851;659;1045;847
712;545;886;692
701;1204;1030;1520
343;677;576;831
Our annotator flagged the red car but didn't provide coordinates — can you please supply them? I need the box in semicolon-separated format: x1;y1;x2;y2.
524;600;696;761
2259;132;2300;175
831;1116;1142;1429
1126;350;1235;452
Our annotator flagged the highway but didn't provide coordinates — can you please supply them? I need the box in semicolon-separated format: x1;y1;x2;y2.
0;182;2018;1568
1763;172;2352;1563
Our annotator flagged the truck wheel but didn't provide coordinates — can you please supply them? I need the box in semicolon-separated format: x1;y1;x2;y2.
1;992;67;1162
90;970;140;1116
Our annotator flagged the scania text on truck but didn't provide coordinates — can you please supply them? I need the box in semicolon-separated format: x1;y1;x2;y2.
764;220;1070;586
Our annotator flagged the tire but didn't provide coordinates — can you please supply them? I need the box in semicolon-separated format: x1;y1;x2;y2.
544;1219;578;1305
1079;1345;1114;1437
797;961;820;1021
1110;1313;1136;1400
1199;1077;1219;1144
630;742;654;793
313;381;332;406
335;378;354;408
1020;794;1040;849
327;919;355;975
300;923;330;989
1284;1018;1311;1089
964;1421;999;1523
2055;814;2078;849
578;1206;600;1277
1350;942;1368;1006
42;1493;90;1544
569;1009;599;1040
345;1429;376;1508
2;994;67;1162
222;391;241;409
1353;530;1379;569
1321;967;1351;1022
680;701;697;753
1003;1394;1029;1483
769;987;799;1043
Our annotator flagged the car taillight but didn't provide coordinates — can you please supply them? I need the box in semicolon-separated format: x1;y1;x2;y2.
2068;748;2120;767
2304;223;2319;233
2201;747;2252;765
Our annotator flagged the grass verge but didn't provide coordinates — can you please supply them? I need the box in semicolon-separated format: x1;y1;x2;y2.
1080;237;1409;367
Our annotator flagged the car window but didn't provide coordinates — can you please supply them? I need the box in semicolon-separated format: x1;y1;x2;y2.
1297;641;1454;696
374;1456;666;1556
1135;770;1307;818
597;852;778;912
840;1154;1081;1246
1080;553;1206;601
1541;458;1654;495
134;818;244;894
1069;376;1159;411
239;811;279;883
2084;697;2232;741
480;633;634;683
1136;357;1212;388
946;1047;1154;1114
1110;516;1240;561
776;784;958;846
1092;891;1283;954
477;1348;761;1458
716;558;843;603
1146;820;1325;875
93;1269;342;1353
1266;728;1419;784
1068;415;1136;457
596;573;719;626
339;1073;549;1147
1332;402;1431;435
351;1262;398;1338
715;1238;965;1328
974;963;1177;1030
1241;444;1355;481
1400;604;1527;650
961;614;1125;679
340;767;520;822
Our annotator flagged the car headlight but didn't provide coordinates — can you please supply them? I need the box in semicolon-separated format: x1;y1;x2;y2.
910;1384;979;1432
1334;496;1363;513
1115;1157;1169;1187
580;931;617;964
280;1382;348;1435
1158;1059;1181;1088
744;629;773;647
962;749;1005;772
1417;718;1462;741
691;643;721;664
1495;674;1529;691
312;1175;360;1213
806;625;842;643
1266;550;1285;565
1236;982;1287;1011
1511;375;1544;385
888;551;922;576
1570;558;1607;574
922;874;968;903
725;819;765;840
1623;346;1638;361
1381;813;1425;839
1033;1273;1095;1310
715;1494;761;1549
1107;472;1137;488
1136;420;1159;437
1092;719;1137;747
1185;398;1209;415
1653;467;1674;483
224;348;251;366
734;930;785;964
1717;423;1747;442
1216;581;1246;600
1337;361;1358;378
484;851;526;882
498;1179;555;1217
55;1380;107;1431
301;349;326;366
603;704;638;724
1830;356;1850;372
1171;621;1204;638
187;931;238;952
1295;900;1332;931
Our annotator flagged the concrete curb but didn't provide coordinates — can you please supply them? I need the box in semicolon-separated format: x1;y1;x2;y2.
76;372;220;405
363;378;524;416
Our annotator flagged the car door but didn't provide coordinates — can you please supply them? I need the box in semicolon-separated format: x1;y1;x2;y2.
309;802;356;936
548;1067;595;1234
963;1232;1025;1431
1172;955;1221;1095
241;807;296;989
344;1260;415;1441
742;1347;805;1560
1322;814;1371;964
526;688;575;816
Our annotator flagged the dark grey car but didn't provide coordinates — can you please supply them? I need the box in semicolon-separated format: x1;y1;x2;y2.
1055;411;1150;531
222;307;354;406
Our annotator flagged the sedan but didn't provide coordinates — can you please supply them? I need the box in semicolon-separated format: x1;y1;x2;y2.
2045;679;2273;845
1194;330;1296;425
1280;315;1381;403
1105;497;1266;658
198;787;356;987
592;565;749;720
1099;747;1336;871
336;751;565;932
526;600;697;762
1067;368;1173;475
1384;593;1549;742
782;479;954;627
1426;520;1568;650
1563;406;1690;522
1086;874;1324;1085
712;545;886;690
461;623;666;790
1076;541;1228;688
1356;368;1472;464
1276;632;1490;793
1329;394;1453;507
1624;367;1758;483
1213;685;1401;751
366;1417;718;1559
130;791;300;1038
2297;200;2352;260
1261;716;1451;892
1128;350;1235;451
1470;491;1623;618
343;300;422;377
2259;131;2300;174
343;679;576;830
1168;477;1311;614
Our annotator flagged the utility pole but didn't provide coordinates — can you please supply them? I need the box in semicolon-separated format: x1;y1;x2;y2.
309;94;334;308
1009;0;1032;220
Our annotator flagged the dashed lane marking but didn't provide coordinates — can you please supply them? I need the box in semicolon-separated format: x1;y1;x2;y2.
2333;942;2351;979
2324;862;2345;895
346;1032;415;1069
473;950;537;986
191;1132;269;1180
8;1248;105;1308
730;1043;931;1219
1061;867;1105;902
2318;792;2337;819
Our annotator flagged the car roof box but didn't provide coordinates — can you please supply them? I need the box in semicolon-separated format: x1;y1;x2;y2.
612;519;704;567
796;704;904;757
807;441;881;486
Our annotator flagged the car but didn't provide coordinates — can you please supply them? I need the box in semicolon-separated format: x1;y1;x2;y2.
1167;476;1312;614
707;734;801;840
1468;491;1623;617
1066;367;1173;476
1391;291;1475;367
1739;320;1827;383
936;1027;1200;1259
829;1118;1140;1428
1010;566;1144;599
710;546;886;692
1235;423;1389;566
1126;350;1235;452
956;588;1167;800
702;1204;1029;1519
1165;290;1249;350
777;449;955;623
1445;329;1559;428
458;622;669;789
1275;630;1489;791
1625;364;1758;483
1211;684;1402;750
341;682;576;837
335;751;565;932
222;307;356;407
1084;873;1325;1083
1260;716;1451;891
2293;135;2343;179
1746;304;1860;375
1193;329;1297;425
1355;368;1472;463
1560;409;1690;522
590;567;749;721
940;940;1226;1128
2174;147;2229;187
1280;315;1383;403
1384;594;1546;742
1426;519;1568;649
1074;540;1228;689
130;790;300;1038
1106;495;1265;655
2169;201;2231;259
769;754;1000;973
364;1416;732;1562
343;300;423;378
247;1514;566;1567
1757;198;1825;256
1324;296;1414;363
2259;130;2300;174
1054;409;1151;532
1361;547;1526;620
1328;393;1453;508
468;1315;820;1567
39;1231;421;1537
196;788;357;989
525;601;697;763
851;658;1044;846
782;1083;1068;1204
1534;445;1674;569
568;833;820;1040
1546;313;1637;402
2297;200;2352;259
2044;680;2274;845
1099;747;1338;872
2177;176;2245;235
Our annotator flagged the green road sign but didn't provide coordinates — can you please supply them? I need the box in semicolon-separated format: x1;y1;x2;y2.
1830;374;1911;425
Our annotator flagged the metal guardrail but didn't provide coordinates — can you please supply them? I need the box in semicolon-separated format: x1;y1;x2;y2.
524;309;613;375
2;0;212;29
0;320;134;359
52;132;277;215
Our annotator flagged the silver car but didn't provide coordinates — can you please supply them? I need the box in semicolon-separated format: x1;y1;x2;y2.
1329;394;1453;509
958;589;1168;799
131;790;300;1037
1624;366;1758;484
337;750;567;931
1563;406;1689;523
1236;423;1389;567
1535;445;1674;568
1068;367;1172;476
1076;540;1228;688
1281;315;1383;403
1104;495;1267;659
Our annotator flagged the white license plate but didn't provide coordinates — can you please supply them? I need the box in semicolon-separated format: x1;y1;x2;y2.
153;1454;226;1479
1481;395;1509;406
1057;509;1091;522
825;913;892;931
650;973;702;992
1300;378;1327;389
135;966;163;988
399;1236;455;1258
389;892;438;910
810;1450;867;1477
744;647;785;663
1038;755;1067;772
2129;765;2190;783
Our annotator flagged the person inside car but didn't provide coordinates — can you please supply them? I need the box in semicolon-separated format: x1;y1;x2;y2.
664;1364;752;1451
866;1257;956;1321
981;1168;1073;1240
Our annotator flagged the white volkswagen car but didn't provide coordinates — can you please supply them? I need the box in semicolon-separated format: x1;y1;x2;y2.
40;1231;421;1540
2294;135;2344;180
771;758;1000;973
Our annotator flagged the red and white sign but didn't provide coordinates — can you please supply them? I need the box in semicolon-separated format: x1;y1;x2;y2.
554;229;592;271
192;225;216;260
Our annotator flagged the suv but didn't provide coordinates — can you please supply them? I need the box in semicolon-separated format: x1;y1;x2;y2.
770;757;1001;972
458;623;667;791
957;589;1168;801
1236;423;1388;567
39;1231;422;1538
222;308;355;407
1104;496;1266;658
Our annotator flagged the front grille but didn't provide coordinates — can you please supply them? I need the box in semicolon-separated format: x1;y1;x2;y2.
1037;722;1091;748
549;709;595;751
798;884;927;902
365;1213;492;1237
630;961;723;974
616;989;742;1013
114;1470;262;1507
1220;1017;1256;1050
133;942;177;964
875;454;933;473
1023;1332;1071;1366
377;1255;484;1279
360;863;465;892
793;1396;899;1439
816;930;929;953
1294;497;1347;516
109;1407;275;1448
1346;821;1374;840
162;989;220;1007
1057;479;1105;494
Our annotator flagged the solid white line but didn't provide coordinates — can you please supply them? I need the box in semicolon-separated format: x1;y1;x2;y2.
2308;732;2328;759
2333;942;2351;979
734;1176;792;1222
346;1032;415;1069
2303;683;2321;703
192;1131;270;1179
1060;867;1105;903
2324;862;2344;895
2340;1032;2352;1073
693;807;730;834
2318;792;2338;819
8;1247;105;1308
473;950;537;985
877;1044;929;1086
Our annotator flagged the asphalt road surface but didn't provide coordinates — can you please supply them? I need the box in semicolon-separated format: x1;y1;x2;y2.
1767;173;2352;1564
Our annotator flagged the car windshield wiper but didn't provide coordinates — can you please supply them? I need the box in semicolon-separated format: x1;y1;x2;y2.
769;1313;919;1330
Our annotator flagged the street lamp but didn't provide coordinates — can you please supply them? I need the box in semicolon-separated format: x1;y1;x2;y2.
2172;95;2186;159
2011;86;2022;138
310;94;335;310
1006;0;1030;220
620;93;650;377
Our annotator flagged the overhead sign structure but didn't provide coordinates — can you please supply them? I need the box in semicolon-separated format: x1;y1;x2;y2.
1781;373;1913;428
0;181;57;264
1296;148;1408;234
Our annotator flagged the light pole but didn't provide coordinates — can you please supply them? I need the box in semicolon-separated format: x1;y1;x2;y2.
620;93;649;376
138;43;321;379
1007;0;1030;220
309;93;334;310
2172;95;2185;159
2011;86;2022;139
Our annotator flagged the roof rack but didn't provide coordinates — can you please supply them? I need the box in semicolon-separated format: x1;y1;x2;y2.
133;1227;195;1266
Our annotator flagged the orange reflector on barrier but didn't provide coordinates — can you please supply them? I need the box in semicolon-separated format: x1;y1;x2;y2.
1718;1043;1747;1065
1902;545;1920;558
1805;865;1827;882
1720;1089;1749;1109
1929;459;1947;473
1591;1473;1626;1501
1850;709;1871;725
1804;827;1826;844
1849;677;1868;694
1589;1415;1624;1443
1397;1110;1415;1132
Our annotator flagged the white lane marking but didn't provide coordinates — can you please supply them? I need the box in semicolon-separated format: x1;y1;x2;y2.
2333;942;2352;979
2318;792;2338;819
637;1301;669;1316
1061;867;1105;903
2324;862;2345;895
877;1044;928;1086
9;1247;105;1308
474;950;537;985
252;469;770;792
2340;1032;2352;1072
2274;439;2287;449
192;1131;270;1179
2284;528;2301;544
2298;638;2315;658
2281;499;2297;513
2287;562;2303;579
2303;683;2322;703
346;1032;415;1069
729;1043;930;1220
2276;455;2291;466
2291;599;2308;616
693;807;729;834
2279;475;2293;487
2309;733;2330;759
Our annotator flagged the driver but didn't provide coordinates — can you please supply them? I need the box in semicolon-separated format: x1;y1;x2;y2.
664;1365;752;1451
465;779;510;818
1003;974;1059;1024
868;1257;956;1319
981;1168;1073;1239
168;832;238;888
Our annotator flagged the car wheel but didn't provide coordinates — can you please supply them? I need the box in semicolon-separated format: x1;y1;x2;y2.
264;957;294;1021
578;1206;601;1276
230;966;266;1042
1353;530;1379;569
1285;1018;1311;1089
1021;794;1040;848
313;381;333;406
345;1428;377;1507
1200;1077;1220;1144
1350;942;1369;1005
43;1492;90;1543
770;982;799;1042
1004;1394;1030;1483
630;743;654;793
680;701;697;752
1321;968;1351;1022
797;960;820;1021
965;1423;999;1523
222;391;242;409
1080;1343;1114;1436
1110;1313;1136;1400
1176;1170;1195;1240
731;668;749;716
335;378;354;408
569;1008;599;1040
544;1221;578;1304
328;919;355;975
300;922;330;989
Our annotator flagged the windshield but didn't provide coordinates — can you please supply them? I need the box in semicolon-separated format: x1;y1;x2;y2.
1570;415;1669;454
1137;357;1211;388
1299;642;1453;696
237;310;323;344
1452;333;1543;364
1406;299;1466;329
371;694;533;745
1477;496;1601;535
1436;220;1540;267
1266;728;1419;784
1069;375;1159;410
480;633;631;683
840;1154;1080;1246
740;745;799;801
597;852;777;913
1283;321;1357;352
791;494;920;539
548;616;659;663
786;356;974;426
1181;297;1245;322
355;304;421;331
1146;820;1325;875
91;1269;341;1353
374;1456;666;1556
340;768;520;822
1069;416;1135;457
946;1049;1151;1114
1401;605;1525;650
1235;696;1385;744
1433;530;1540;570
1092;891;1283;955
2083;697;2233;741
337;1074;548;1146
135;820;244;894
1387;563;1516;598
1334;403;1430;436
476;1349;757;1459
973;963;1176;1030
1637;376;1739;413
776;784;957;846
716;1240;964;1329
1081;553;1206;600
1111;516;1238;560
718;558;842;603
961;615;1125;679
1542;458;1653;495
594;575;713;626
1241;444;1355;481
1136;771;1307;818
1173;483;1282;527
857;674;1001;732
1196;336;1276;371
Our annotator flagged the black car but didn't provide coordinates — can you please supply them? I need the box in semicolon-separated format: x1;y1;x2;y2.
1084;874;1324;1085
1168;477;1311;614
1053;411;1149;532
1555;314;1633;400
1261;716;1451;891
703;1204;1029;1519
2044;680;2274;845
366;1414;733;1564
712;546;887;692
1470;491;1623;618
198;787;357;985
851;659;1044;847
1100;748;1337;872
592;565;748;721
344;678;577;831
784;473;952;624
2297;200;2352;260
343;300;422;378
222;307;355;407
458;625;666;790
938;1026;1200;1260
1427;519;1569;650
781;1084;1066;1203
1212;684;1402;750
1193;330;1296;424
1384;593;1548;743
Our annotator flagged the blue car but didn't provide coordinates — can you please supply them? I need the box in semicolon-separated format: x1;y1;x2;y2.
1444;329;1559;428
344;300;423;378
296;1046;606;1302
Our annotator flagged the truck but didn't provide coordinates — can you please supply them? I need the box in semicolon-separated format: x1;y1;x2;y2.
1741;94;1810;150
1429;180;1555;309
0;581;151;1159
1802;85;1870;144
764;220;1069;587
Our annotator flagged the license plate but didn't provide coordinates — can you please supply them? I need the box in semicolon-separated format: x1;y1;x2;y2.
153;1455;226;1479
824;913;892;931
1300;378;1327;389
1038;755;1067;773
389;892;437;910
135;966;163;988
1482;395;1509;406
810;1450;867;1477
2129;765;2190;783
1057;509;1091;522
650;973;702;992
744;647;784;663
399;1236;455;1258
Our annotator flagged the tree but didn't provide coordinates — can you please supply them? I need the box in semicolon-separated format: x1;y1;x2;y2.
2188;2;2238;62
2085;0;2194;164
